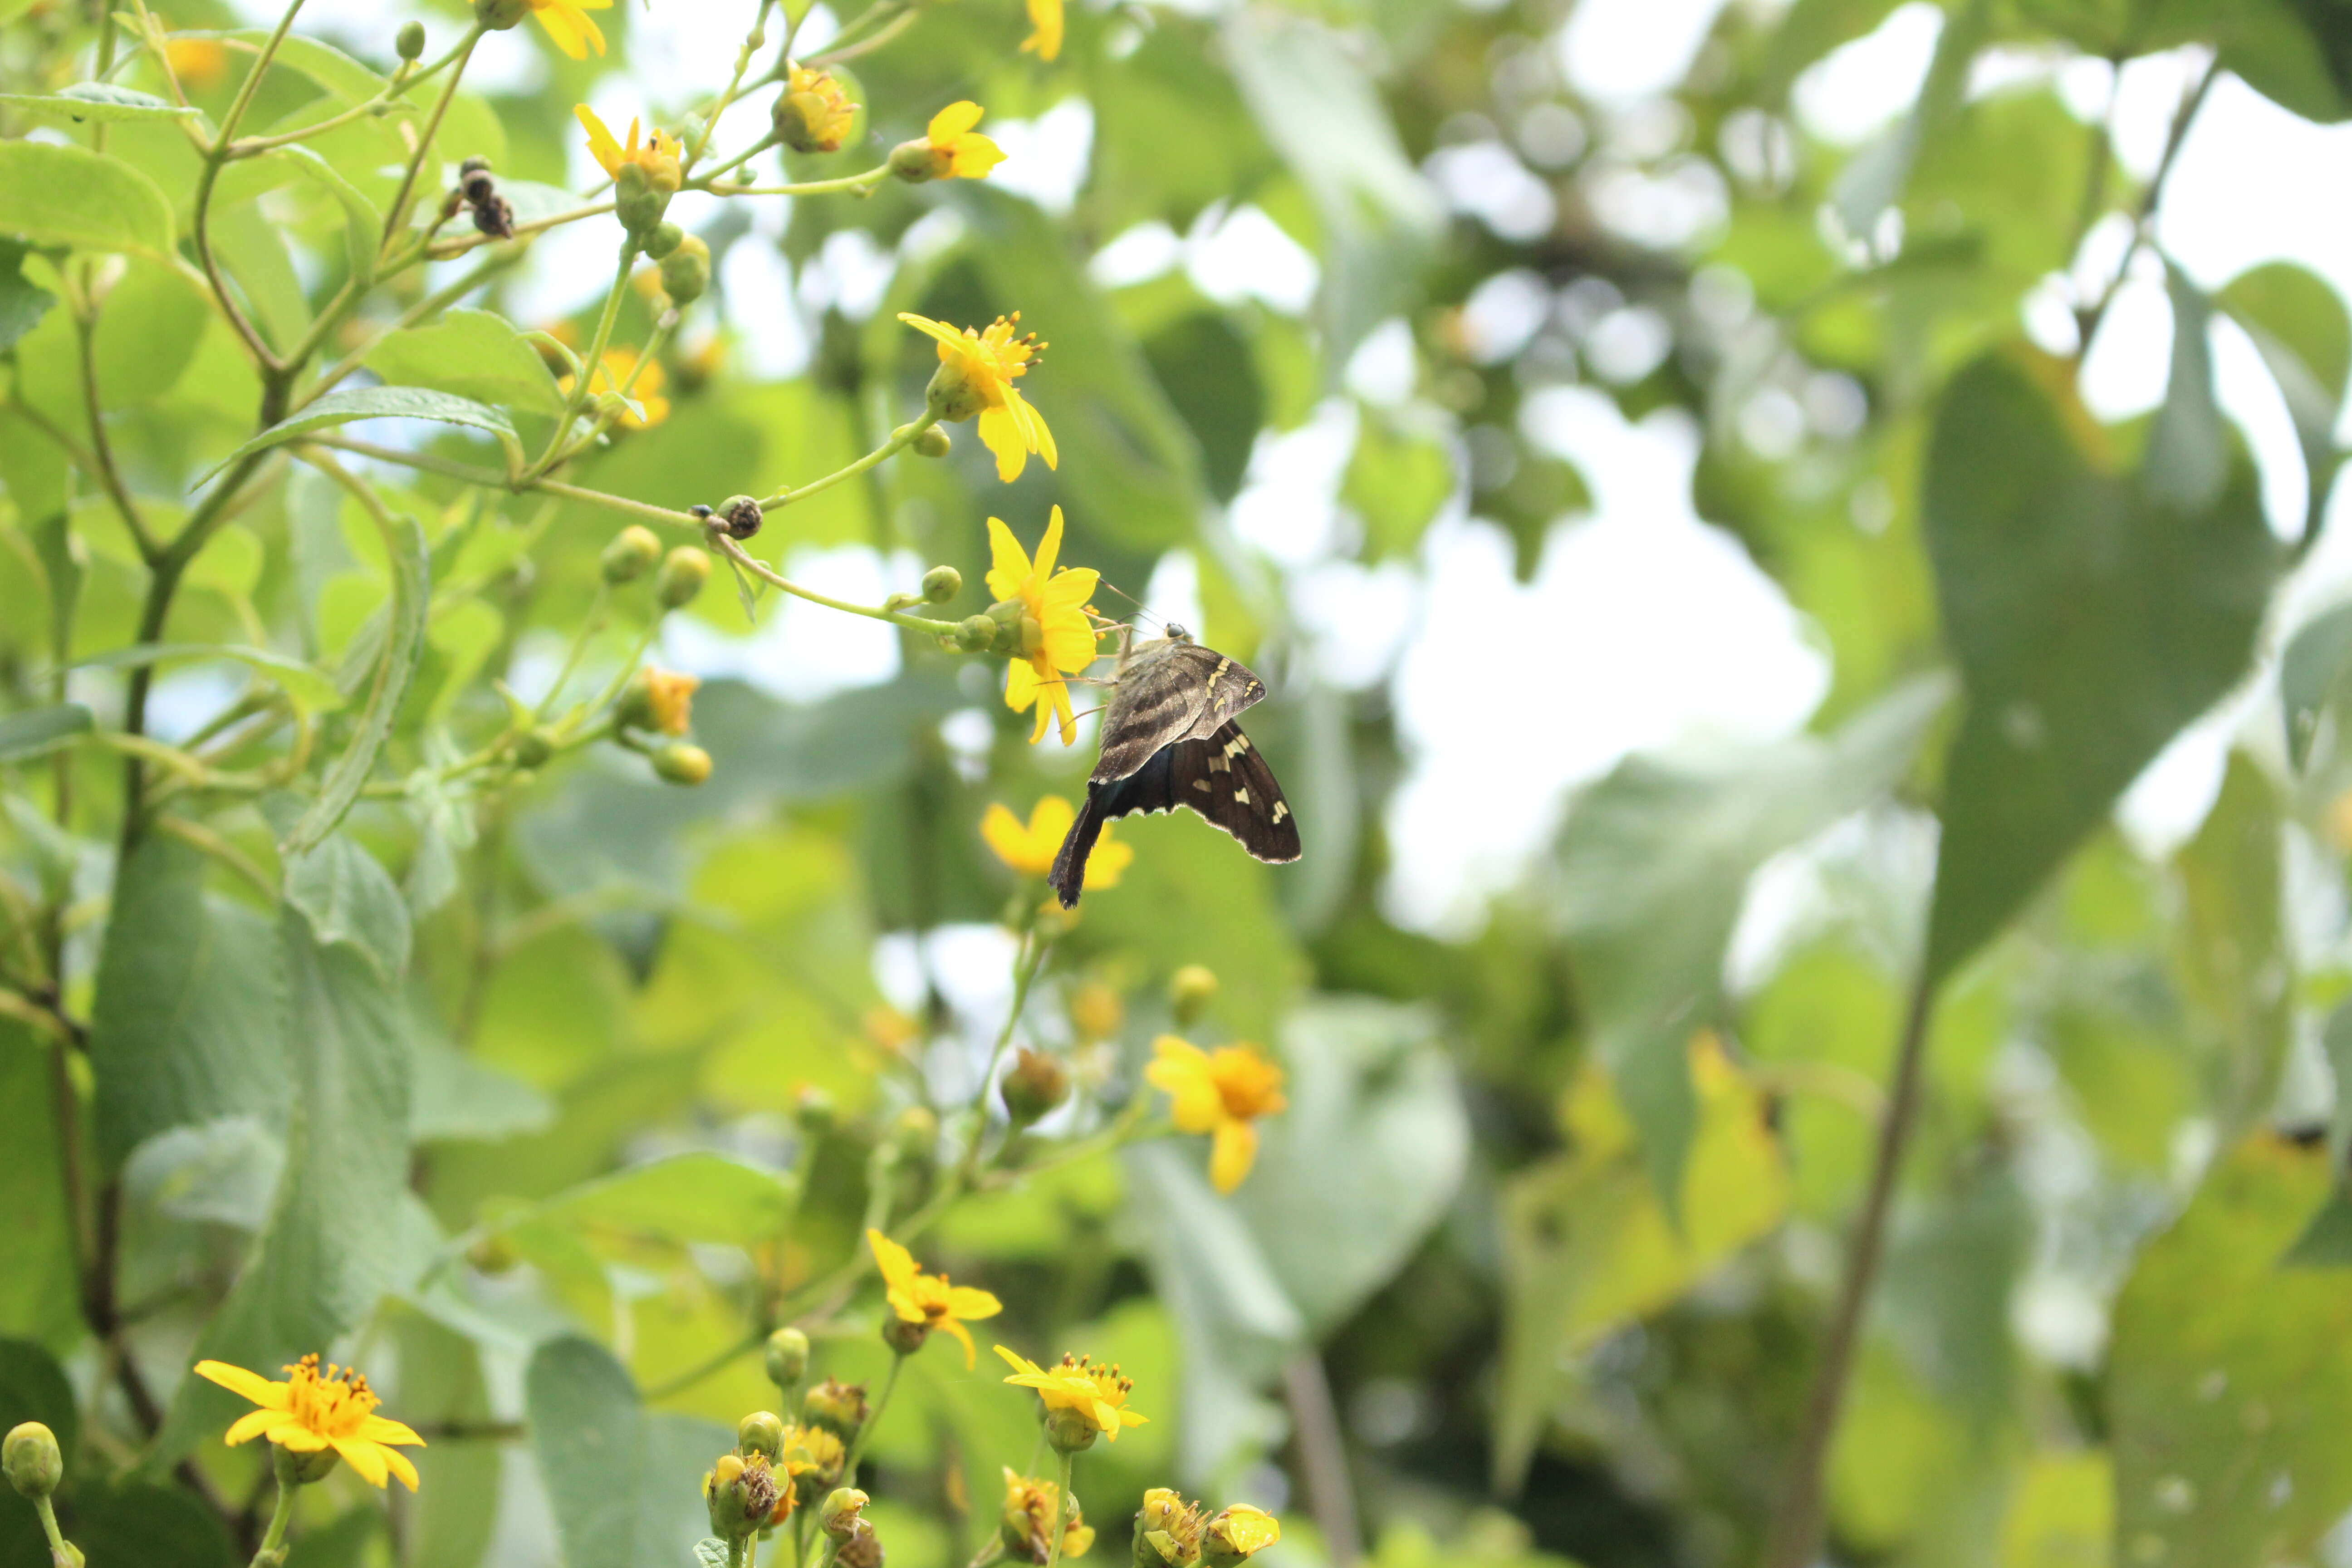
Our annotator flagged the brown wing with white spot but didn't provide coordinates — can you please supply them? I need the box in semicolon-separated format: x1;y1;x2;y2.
1182;720;1301;863
1091;641;1267;784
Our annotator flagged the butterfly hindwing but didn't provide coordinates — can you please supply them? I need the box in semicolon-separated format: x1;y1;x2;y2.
1048;720;1299;907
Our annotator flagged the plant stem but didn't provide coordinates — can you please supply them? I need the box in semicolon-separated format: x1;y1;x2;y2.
69;304;158;562
685;0;777;176
2074;54;2219;357
376;26;486;252
249;1475;296;1568
709;534;964;637
33;1496;78;1568
531;240;639;476
756;413;935;511
425;200;618;260
702;167;889;198
1043;1450;1075;1568
1282;1350;1361;1568
1761;969;1939;1568
840;1353;903;1482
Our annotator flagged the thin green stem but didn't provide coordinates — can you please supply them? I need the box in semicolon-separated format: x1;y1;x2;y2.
303;435;711;532
710;534;961;637
757;412;935;511
191;156;284;373
66;305;157;561
425;200;616;260
213;0;307;149
377;26;486;251
534;582;610;721
249;1475;297;1568
33;1495;78;1567
685;0;778;175
228;31;474;155
703;166;890;198
2074;54;2220;358
962;931;1052;1182
1043;1450;1075;1568
839;1354;903;1481
531;241;639;476
807;10;918;67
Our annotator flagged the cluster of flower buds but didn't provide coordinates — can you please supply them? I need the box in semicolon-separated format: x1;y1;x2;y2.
1132;1490;1278;1568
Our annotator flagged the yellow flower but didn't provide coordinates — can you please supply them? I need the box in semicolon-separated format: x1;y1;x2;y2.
994;1347;1149;1442
575;105;682;192
166;37;229;89
923;101;1007;179
984;508;1097;742
1146;1038;1286;1193
1204;1506;1280;1563
900;313;1056;482
1001;1468;1094;1563
1069;982;1122;1043
563;350;671;430
1021;0;1063;60
1138;1490;1206;1568
983;797;1131;887
867;1229;1003;1368
642;666;697;733
780;63;860;153
194;1356;424;1491
527;0;611;59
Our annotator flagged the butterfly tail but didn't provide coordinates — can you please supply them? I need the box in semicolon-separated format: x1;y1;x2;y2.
1049;784;1109;908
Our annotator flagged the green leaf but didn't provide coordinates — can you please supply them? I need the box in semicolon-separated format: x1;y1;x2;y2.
281;507;429;856
694;1542;730;1568
409;1037;552;1143
1345;407;1456;560
0;703;91;763
1920;352;2281;985
1548;674;1950;1203
2220;260;2347;536
72;643;343;713
2148;265;2228;514
1223;7;1443;368
273;145;383;290
88;836;289;1170
0;140;174;257
2325;998;2352;1170
68;1482;237;1568
156;905;413;1467
196;388;521;486
2171;754;2289;1136
522;1151;795;1250
284;833;412;983
0;1032;80;1348
1831;0;1986;240
2110;1136;2352;1565
2279;599;2352;769
1998;1451;2112;1568
1143;311;1266;505
363;308;568;419
0;82;201;123
175;29;391;104
1760;0;1905;101
0;240;54;353
0;1339;75;1469
528;1337;732;1568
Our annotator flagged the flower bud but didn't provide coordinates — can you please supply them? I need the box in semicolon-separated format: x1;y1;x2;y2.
653;742;713;786
775;66;859;154
602;524;662;583
802;1378;869;1442
765;1328;811;1390
716;494;762;540
1168;965;1218;1028
614;162;671;241
985;599;1026;654
706;1453;781;1542
621;667;699;735
1044;1406;1098;1454
1200;1507;1279;1568
395;20;426;59
795;1084;836;1135
643;221;685;262
888;137;941;183
924;356;987;423
3;1423;61;1500
894;1105;938;1156
920;565;961;603
914;425;952;458
659;234;710;305
738;1411;787;1464
274;1439;340;1487
1001;1048;1070;1127
822;1489;871;1540
510;727;556;769
881;1315;930;1357
956;615;998;653
1134;1490;1205;1568
838;1526;886;1568
472;0;529;29
657;547;710;609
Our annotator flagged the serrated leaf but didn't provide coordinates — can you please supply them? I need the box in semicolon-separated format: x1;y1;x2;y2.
0;82;200;122
284;833;412;983
196;387;520;486
0;140;174;257
693;1541;729;1568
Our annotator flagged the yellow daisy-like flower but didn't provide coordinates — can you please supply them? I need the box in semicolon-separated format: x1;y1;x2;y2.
900;313;1056;483
1145;1037;1287;1193
194;1356;424;1491
642;666;697;734
527;0;611;59
1021;0;1063;60
922;101;1007;180
1002;1468;1094;1563
982;797;1132;887
1205;1505;1281;1562
867;1229;1003;1368
574;105;682;192
984;507;1098;743
780;63;860;153
166;37;229;89
563;350;671;430
994;1347;1149;1442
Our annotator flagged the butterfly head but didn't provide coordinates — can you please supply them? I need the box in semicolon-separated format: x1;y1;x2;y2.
1162;622;1193;643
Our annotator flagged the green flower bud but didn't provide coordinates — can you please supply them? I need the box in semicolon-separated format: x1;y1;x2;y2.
924;357;987;423
914;425;953;458
3;1423;61;1499
956;615;998;653
657;547;710;609
653;742;713;786
1043;1406;1098;1455
764;1327;811;1390
894;1105;938;1156
274;1440;340;1487
737;1411;787;1463
985;599;1025;655
395;20;426;59
613;162;670;241
659;234;711;306
472;0;529;29
602;524;663;583
821;1489;871;1541
705;1453;780;1543
1168;965;1218;1028
715;494;762;540
881;1315;930;1357
1200;1507;1280;1568
1000;1048;1070;1127
643;221;685;261
510;728;556;769
921;565;961;603
802;1378;869;1442
888;137;940;183
795;1084;836;1135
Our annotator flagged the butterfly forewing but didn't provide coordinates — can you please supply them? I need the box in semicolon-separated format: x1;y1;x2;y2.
1092;641;1267;783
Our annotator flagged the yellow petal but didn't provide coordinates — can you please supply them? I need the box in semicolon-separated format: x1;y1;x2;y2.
223;1407;289;1446
899;313;967;353
274;1426;330;1452
534;4;591;59
940;1316;977;1369
381;1444;421;1493
574;104;624;175
359;1416;424;1447
1030;691;1054;744
1026;796;1076;843
1050;679;1077;746
946;1284;1004;1319
1090;1399;1120;1436
996;1345;1044;1379
1005;656;1043;711
1210;1118;1258;1193
867;1228;918;1292
1033;505;1063;579
978;405;1027;482
985;514;1032;600
194;1361;286;1408
1041;566;1098;610
949;133;1007;179
982;803;1041;871
332;1434;391;1488
1085;836;1133;889
1022;0;1063;59
1009;390;1057;472
928;100;985;144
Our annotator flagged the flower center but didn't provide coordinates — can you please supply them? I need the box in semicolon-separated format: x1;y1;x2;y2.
282;1354;378;1438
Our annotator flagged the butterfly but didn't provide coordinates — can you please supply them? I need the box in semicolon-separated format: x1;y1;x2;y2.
1049;624;1301;908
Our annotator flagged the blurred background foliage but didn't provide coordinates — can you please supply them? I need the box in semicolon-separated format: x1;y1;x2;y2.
6;0;2352;1563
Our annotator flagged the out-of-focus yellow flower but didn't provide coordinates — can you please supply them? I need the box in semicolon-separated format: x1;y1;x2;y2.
1001;1468;1093;1563
642;666;697;733
195;1356;424;1491
982;797;1130;886
575;104;682;191
900;313;1055;483
1020;0;1063;60
922;101;1006;179
166;36;229;88
779;63;860;152
780;1422;846;1507
527;0;611;58
867;1229;1003;1367
1146;1038;1286;1193
994;1347;1149;1442
1138;1490;1206;1568
983;509;1096;742
563;349;670;429
1203;1505;1280;1565
1069;982;1122;1043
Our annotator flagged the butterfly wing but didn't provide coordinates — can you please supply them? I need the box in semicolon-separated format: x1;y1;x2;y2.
1049;719;1299;907
1092;642;1268;784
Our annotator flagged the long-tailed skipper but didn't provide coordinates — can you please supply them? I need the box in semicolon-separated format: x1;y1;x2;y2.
1049;624;1301;907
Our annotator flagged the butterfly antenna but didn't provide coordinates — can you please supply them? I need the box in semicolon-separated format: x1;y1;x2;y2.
1092;577;1164;632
